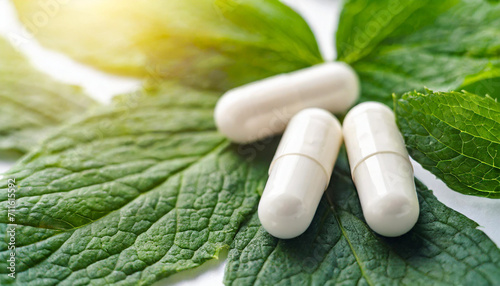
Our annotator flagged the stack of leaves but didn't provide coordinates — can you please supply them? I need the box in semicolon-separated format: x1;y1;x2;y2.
0;0;499;285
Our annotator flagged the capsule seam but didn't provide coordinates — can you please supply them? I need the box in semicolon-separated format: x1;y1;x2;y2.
350;151;414;182
270;153;330;181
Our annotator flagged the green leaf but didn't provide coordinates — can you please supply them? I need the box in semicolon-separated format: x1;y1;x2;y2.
461;74;500;101
224;150;500;285
336;0;500;105
395;90;500;198
12;0;322;91
0;37;96;155
0;83;276;285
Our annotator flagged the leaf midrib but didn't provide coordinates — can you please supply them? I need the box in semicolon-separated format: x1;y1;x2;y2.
332;211;375;286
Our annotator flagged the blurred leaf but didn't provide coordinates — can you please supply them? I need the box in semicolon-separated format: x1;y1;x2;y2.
395;90;500;198
13;0;322;91
461;74;500;101
336;0;500;105
224;151;500;285
0;37;96;155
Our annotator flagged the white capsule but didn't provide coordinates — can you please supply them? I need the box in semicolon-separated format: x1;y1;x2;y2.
343;102;419;237
215;62;359;143
258;108;343;239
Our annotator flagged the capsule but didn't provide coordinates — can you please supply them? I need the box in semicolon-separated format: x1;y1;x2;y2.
342;102;419;237
258;108;343;239
214;62;359;143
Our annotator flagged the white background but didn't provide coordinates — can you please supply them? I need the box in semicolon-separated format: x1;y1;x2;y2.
0;0;498;285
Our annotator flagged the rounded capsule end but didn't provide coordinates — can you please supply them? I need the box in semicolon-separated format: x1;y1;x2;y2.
325;62;361;110
363;193;420;237
214;89;251;143
352;153;419;237
259;155;329;239
294;107;342;130
258;193;311;239
291;62;360;114
343;101;394;130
